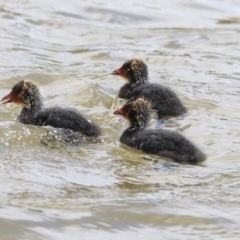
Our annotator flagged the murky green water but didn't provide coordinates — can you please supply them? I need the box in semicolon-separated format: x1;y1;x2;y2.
0;0;240;239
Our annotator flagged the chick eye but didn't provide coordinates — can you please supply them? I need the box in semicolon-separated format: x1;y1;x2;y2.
127;68;130;71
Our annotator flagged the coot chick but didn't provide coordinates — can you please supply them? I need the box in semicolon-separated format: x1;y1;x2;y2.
112;58;186;118
1;79;100;137
113;98;205;164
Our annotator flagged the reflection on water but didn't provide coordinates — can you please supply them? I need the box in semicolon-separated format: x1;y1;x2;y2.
0;0;240;239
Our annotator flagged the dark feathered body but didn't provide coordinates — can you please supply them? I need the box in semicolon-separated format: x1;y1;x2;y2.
31;107;100;137
129;83;186;118
119;83;132;99
120;127;205;164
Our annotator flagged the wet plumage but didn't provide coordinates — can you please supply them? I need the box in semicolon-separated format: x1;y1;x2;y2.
112;58;186;118
114;98;206;164
1;79;100;137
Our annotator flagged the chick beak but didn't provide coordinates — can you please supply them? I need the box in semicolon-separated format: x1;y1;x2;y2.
1;91;14;104
113;107;124;116
111;67;123;76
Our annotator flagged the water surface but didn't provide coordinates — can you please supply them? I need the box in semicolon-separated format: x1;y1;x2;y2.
0;0;240;239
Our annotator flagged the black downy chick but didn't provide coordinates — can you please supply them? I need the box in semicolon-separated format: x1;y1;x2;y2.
114;97;206;164
112;58;186;118
1;80;100;137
